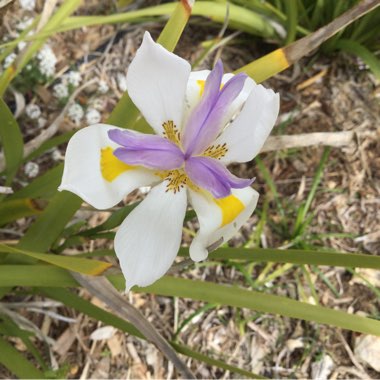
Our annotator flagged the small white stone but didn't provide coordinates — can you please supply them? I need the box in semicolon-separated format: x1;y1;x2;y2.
19;0;35;11
37;117;47;129
24;162;39;178
90;326;116;341
67;103;84;125
51;149;62;161
311;355;334;380
65;71;81;87
53;83;69;99
16;17;34;31
354;335;380;372
90;98;105;110
17;40;27;51
116;73;127;92
98;80;109;94
25;103;41;119
85;108;101;125
37;45;57;77
3;53;17;69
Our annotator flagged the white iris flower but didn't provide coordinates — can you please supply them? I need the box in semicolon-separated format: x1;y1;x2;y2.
59;32;280;290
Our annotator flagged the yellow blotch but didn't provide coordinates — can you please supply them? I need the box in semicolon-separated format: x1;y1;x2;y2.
196;80;224;97
100;147;132;182
214;194;245;227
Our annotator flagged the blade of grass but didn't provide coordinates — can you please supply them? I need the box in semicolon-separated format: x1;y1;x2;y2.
255;157;285;219
293;147;330;237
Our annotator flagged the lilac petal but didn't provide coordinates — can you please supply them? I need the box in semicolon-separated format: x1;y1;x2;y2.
108;129;184;170
183;62;248;156
182;60;224;155
190;72;248;155
185;156;253;198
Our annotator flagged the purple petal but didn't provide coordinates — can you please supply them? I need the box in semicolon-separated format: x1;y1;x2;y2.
182;60;224;155
185;156;253;198
182;61;247;156
108;129;184;170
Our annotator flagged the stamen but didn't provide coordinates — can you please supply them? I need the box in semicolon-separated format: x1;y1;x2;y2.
162;120;181;145
165;169;188;193
203;143;228;160
164;169;200;194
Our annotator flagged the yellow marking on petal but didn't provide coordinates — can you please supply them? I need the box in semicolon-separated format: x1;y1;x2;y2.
196;79;224;97
214;195;245;227
100;147;132;182
197;79;206;97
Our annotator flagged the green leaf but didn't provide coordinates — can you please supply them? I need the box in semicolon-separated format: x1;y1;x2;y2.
0;98;23;184
335;38;380;79
0;265;76;287
0;336;44;379
0;198;41;226
3;267;380;336
9;164;63;200
18;191;82;251
284;0;298;44
28;2;275;41
142;277;380;336
0;315;47;370
206;247;380;270
0;244;112;275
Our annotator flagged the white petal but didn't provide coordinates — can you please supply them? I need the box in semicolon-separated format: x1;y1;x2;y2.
115;181;187;290
59;124;159;210
126;32;191;135
183;70;255;126
188;187;259;261
214;84;280;164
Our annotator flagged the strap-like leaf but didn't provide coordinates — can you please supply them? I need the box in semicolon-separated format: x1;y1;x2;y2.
0;244;112;275
0;98;23;184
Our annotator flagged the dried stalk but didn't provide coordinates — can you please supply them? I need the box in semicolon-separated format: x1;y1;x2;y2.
71;273;195;379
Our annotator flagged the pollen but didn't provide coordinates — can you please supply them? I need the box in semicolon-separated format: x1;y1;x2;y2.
203;143;228;160
165;169;188;193
162;120;181;145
